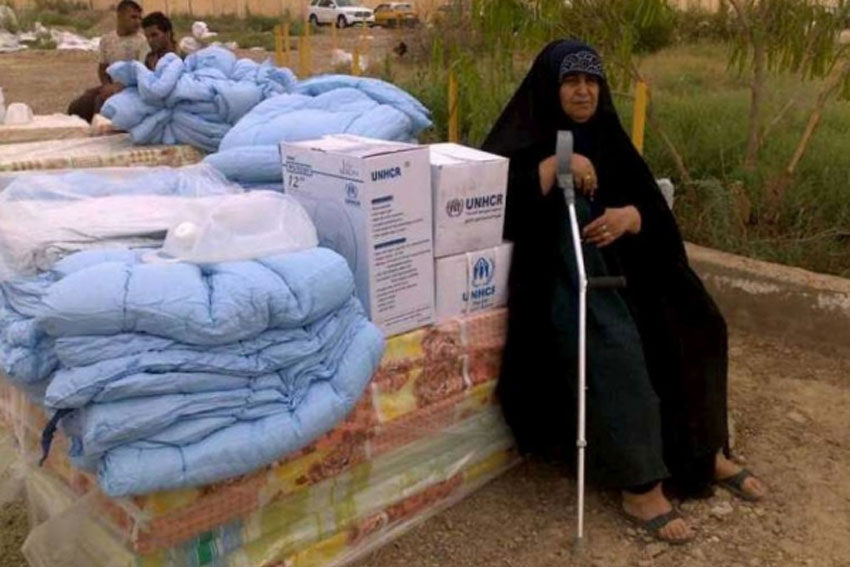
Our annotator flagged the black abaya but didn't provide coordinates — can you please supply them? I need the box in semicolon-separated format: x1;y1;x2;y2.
482;40;728;498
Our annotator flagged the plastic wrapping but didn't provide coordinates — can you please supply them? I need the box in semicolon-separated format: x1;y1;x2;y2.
153;191;318;264
0;308;514;566
0;134;204;176
0;164;243;279
3;103;34;126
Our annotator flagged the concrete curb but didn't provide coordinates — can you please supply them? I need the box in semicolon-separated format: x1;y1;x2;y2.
686;242;850;352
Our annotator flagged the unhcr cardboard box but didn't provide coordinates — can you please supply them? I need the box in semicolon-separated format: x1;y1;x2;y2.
281;135;434;336
434;242;512;323
429;143;508;258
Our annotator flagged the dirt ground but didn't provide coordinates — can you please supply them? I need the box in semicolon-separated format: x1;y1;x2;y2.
2;47;850;567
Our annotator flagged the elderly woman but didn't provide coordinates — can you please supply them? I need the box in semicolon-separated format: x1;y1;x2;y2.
481;40;766;543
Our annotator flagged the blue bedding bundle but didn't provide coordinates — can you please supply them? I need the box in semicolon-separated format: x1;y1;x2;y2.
0;167;385;497
101;46;434;178
205;74;433;183
101;47;298;152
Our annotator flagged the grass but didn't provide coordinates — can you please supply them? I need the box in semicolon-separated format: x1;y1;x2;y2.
169;12;309;51
13;0;101;36
636;43;850;275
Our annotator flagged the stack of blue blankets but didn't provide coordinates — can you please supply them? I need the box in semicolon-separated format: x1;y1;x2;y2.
0;170;385;498
101;46;433;184
102;47;298;152
205;75;433;184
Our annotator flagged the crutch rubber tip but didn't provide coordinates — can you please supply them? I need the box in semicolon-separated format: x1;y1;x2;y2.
572;535;587;556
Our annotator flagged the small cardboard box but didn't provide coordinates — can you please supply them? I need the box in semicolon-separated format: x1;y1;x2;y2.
429;143;508;258
434;242;512;323
281;135;434;336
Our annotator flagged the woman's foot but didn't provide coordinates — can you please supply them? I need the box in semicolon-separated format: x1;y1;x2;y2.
621;483;694;543
715;452;768;501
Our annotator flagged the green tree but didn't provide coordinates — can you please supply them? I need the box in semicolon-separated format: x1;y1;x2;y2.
727;0;850;169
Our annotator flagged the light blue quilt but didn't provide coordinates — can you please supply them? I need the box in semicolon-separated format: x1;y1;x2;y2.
205;75;433;183
0;247;384;497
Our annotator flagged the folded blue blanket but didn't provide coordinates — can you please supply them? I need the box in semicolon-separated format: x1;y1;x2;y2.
205;75;433;183
94;320;382;496
52;298;368;456
39;247;353;345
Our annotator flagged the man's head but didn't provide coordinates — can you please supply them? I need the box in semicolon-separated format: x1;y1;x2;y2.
142;12;174;53
116;0;142;36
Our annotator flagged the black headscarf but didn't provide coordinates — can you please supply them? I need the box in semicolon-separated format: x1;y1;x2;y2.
483;40;614;163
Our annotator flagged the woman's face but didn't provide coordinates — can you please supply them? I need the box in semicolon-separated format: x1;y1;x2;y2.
559;72;599;123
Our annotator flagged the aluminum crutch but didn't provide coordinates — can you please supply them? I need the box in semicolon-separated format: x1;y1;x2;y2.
555;130;626;551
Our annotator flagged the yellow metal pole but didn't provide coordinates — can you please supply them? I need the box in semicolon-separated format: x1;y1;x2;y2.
631;80;648;154
299;15;312;77
274;24;284;67
352;43;361;76
283;22;291;67
360;21;368;72
298;36;307;77
448;70;459;143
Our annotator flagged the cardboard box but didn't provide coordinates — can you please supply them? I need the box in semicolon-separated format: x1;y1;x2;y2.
429;143;508;258
434;242;512;323
281;135;434;336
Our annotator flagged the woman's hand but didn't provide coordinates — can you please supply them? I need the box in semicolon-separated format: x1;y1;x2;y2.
571;153;597;197
539;155;558;196
582;206;642;247
538;153;597;197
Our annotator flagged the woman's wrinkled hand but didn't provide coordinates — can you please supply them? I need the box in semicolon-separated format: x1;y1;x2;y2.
582;206;642;247
539;153;597;197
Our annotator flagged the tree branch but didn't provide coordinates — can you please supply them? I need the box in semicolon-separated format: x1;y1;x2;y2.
786;58;850;176
758;97;797;150
646;99;692;185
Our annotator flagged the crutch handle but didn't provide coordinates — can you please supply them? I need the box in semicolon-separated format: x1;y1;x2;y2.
587;276;627;290
556;131;575;204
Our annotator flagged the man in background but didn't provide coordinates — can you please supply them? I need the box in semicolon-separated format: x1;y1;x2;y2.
67;0;147;122
141;11;179;69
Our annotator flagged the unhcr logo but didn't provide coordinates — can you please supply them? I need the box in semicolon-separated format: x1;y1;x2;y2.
472;257;495;287
446;198;463;217
371;166;402;181
344;182;360;207
465;194;503;209
447;194;505;218
464;255;497;302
